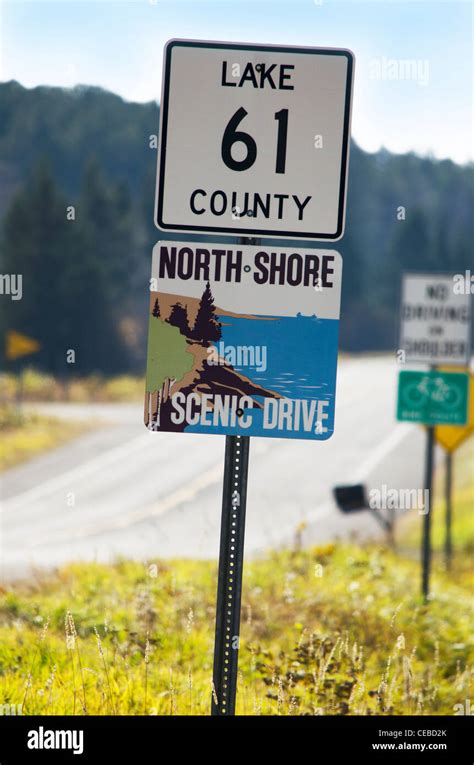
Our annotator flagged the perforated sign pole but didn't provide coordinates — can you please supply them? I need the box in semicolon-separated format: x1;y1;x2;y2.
211;237;258;716
444;451;453;570
211;433;250;715
421;421;435;602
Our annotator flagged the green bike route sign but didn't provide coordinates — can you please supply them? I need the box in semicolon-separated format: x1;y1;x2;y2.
397;370;469;426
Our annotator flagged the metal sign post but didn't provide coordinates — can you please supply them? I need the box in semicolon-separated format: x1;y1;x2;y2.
444;451;453;570
211;235;256;716
421;423;435;602
211;434;250;715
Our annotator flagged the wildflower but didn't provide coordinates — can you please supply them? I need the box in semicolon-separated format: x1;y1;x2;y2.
396;634;406;651
65;611;76;651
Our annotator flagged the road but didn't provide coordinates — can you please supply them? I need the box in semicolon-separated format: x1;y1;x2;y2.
0;357;427;578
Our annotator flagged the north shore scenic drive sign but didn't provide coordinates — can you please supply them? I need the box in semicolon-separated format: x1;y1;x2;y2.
154;39;354;240
144;241;342;440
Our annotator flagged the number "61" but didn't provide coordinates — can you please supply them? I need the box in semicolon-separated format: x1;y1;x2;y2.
221;107;289;174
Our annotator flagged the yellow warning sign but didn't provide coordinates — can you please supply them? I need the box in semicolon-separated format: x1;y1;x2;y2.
5;330;41;361
435;371;474;452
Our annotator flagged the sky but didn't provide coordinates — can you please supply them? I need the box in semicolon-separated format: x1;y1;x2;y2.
0;0;472;164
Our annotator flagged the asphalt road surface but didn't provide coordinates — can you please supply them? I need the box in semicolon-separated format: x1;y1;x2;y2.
0;357;427;579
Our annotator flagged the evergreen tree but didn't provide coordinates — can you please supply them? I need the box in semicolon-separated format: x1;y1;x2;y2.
152;297;161;318
338;228;366;350
191;282;221;345
72;158;134;373
167;302;190;336
1;159;78;373
384;207;431;309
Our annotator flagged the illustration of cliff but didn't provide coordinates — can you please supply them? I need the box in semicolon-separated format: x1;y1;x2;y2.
145;282;282;431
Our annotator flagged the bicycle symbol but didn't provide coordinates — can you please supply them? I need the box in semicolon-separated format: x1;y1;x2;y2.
404;375;462;411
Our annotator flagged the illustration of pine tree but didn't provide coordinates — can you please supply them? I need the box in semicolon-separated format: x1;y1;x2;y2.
192;282;222;345
167;302;190;336
152;297;160;318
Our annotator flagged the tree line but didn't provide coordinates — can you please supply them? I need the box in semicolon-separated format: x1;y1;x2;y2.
0;81;472;376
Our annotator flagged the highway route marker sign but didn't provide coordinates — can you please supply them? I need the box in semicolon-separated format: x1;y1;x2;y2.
145;241;342;440
155;39;354;240
397;369;469;426
399;273;471;366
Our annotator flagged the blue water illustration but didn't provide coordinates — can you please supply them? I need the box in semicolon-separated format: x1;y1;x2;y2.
184;314;339;440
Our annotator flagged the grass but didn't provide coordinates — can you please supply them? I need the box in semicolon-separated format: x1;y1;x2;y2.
0;404;96;472
0;539;472;714
1;370;144;403
0;429;472;716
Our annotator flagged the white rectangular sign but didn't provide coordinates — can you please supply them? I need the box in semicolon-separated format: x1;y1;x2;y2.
155;39;354;240
400;273;471;366
145;241;342;440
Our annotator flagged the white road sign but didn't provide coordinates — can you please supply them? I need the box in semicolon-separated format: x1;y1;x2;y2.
400;273;471;366
155;39;354;240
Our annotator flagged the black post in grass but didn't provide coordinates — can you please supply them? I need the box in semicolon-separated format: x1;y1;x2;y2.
421;423;435;601
211;434;250;715
444;451;453;570
211;236;258;715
